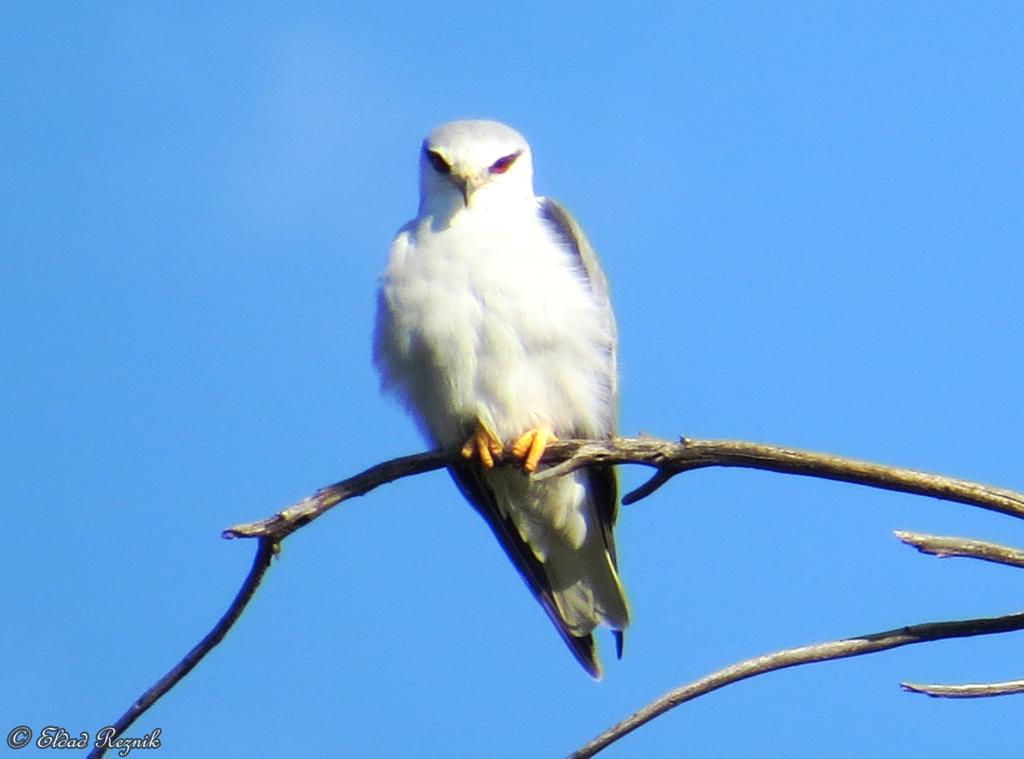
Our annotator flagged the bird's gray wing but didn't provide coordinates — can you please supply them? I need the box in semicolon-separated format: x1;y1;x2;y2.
539;198;612;301
539;196;617;401
448;460;603;677
539;197;624;657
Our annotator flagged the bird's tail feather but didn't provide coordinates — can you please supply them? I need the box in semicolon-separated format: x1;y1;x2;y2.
448;462;629;678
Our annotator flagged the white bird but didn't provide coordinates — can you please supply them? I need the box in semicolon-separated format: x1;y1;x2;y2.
373;119;629;677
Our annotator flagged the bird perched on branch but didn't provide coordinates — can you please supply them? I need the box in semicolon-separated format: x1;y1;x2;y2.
373;119;629;677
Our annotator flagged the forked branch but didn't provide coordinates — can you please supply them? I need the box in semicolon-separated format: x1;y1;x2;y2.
224;437;1024;540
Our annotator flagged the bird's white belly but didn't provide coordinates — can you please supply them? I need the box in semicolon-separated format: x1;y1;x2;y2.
381;214;613;446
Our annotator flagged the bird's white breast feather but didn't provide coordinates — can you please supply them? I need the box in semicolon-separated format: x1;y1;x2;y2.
376;203;615;447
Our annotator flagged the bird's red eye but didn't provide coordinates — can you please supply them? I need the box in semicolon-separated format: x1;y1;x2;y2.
425;148;451;174
489;151;520;175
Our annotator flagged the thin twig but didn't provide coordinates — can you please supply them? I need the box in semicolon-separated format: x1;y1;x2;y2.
886;530;1024;701
902;679;1024;698
568;612;1024;758
86;538;277;759
223;449;451;540
895;530;1024;569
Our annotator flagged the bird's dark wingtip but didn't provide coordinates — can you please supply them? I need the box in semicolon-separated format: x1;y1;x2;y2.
570;632;602;679
614;629;625;660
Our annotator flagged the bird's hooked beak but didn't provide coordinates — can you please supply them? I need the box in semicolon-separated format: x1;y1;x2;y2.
450;165;487;207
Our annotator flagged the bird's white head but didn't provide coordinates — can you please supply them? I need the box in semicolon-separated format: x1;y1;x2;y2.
418;119;536;221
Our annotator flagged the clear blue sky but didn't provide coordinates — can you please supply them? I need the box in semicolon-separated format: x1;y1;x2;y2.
3;3;1023;757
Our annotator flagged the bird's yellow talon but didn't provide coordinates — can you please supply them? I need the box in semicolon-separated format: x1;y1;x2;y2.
461;425;503;469
479;444;494;469
510;432;532;459
511;426;557;473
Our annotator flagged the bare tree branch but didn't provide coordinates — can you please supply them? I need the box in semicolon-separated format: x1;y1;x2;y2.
224;449;450;540
91;435;1024;756
901;679;1024;698
568;612;1024;759
537;438;1024;517
85;538;277;759
895;530;1024;569
226;437;1024;541
884;529;1024;701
